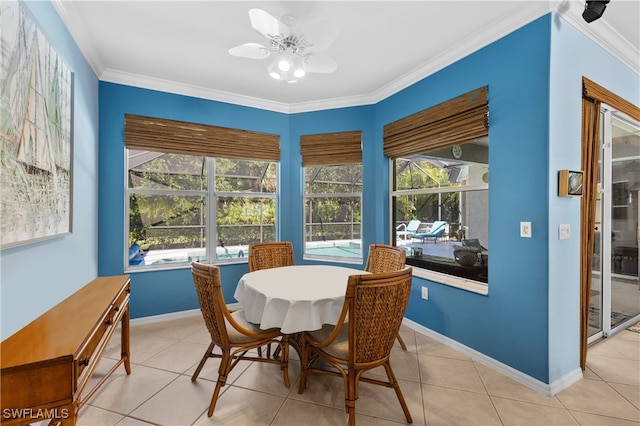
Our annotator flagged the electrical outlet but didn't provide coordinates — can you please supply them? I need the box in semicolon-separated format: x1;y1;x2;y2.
421;286;429;300
520;221;532;238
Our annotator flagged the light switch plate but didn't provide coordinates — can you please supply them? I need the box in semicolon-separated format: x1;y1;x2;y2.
520;221;532;238
559;224;570;240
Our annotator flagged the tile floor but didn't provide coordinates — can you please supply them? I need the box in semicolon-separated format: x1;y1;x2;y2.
79;315;640;426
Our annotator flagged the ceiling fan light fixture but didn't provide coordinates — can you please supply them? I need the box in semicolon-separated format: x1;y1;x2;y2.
230;8;338;84
267;55;305;83
291;56;305;78
277;57;291;72
267;62;282;80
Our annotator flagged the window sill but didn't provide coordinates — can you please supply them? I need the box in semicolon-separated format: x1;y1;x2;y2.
125;257;246;273
302;255;363;265
411;267;488;295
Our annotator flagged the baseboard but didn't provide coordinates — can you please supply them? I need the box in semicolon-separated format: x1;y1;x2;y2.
130;310;581;395
402;318;583;396
130;309;200;326
130;303;243;327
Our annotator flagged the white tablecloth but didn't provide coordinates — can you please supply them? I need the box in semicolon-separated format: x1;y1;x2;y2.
234;265;364;334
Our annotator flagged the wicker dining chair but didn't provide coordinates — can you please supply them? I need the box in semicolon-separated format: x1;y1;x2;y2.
248;241;295;357
298;267;414;426
248;241;295;272
364;244;409;350
190;262;290;417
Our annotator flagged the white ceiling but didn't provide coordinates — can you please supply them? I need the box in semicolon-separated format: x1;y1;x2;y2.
53;1;639;113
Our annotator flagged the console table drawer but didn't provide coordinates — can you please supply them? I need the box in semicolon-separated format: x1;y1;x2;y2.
75;318;110;382
1;357;73;412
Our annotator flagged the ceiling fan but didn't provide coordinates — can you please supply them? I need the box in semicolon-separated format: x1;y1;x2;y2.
228;8;339;83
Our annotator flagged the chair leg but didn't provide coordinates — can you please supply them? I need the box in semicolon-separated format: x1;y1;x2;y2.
280;337;290;388
383;360;413;423
298;339;309;393
272;341;281;358
208;351;231;417
396;333;408;351
192;341;215;381
346;372;357;426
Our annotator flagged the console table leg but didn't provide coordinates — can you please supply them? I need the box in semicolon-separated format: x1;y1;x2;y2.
122;305;131;375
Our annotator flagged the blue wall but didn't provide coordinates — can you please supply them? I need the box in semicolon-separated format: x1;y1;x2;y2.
99;84;291;315
4;5;638;388
0;1;100;338
99;84;375;318
378;15;553;382
99;16;554;383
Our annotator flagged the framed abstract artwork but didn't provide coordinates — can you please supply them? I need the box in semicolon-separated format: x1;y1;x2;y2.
1;1;74;249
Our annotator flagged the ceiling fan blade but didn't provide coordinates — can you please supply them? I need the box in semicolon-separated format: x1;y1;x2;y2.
304;53;337;74
301;20;339;52
249;8;290;39
228;43;270;59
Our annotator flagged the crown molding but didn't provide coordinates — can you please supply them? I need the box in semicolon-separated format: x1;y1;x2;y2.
51;0;105;77
102;66;379;114
557;0;640;74
98;2;549;114
54;1;638;114
370;2;554;104
100;69;295;114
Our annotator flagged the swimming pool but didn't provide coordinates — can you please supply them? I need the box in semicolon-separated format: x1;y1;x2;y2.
305;243;362;258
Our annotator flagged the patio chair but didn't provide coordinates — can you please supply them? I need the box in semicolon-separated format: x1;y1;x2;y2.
298;267;413;426
364;244;409;350
248;241;295;357
414;220;447;243
396;219;421;241
190;262;290;417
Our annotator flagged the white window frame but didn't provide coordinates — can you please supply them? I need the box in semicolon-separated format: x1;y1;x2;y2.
303;164;363;264
389;157;489;295
125;153;278;272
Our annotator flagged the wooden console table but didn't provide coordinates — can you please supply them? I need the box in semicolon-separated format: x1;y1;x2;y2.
1;275;131;425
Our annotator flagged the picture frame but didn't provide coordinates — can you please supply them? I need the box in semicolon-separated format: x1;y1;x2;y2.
1;1;74;249
558;170;583;197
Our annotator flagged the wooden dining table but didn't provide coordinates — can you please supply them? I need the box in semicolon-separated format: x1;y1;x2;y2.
234;264;366;334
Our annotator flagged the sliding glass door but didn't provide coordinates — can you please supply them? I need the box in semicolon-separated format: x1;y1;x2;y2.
589;107;640;341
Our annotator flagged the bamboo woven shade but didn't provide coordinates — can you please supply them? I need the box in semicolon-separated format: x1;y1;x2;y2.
383;86;488;158
124;114;280;161
300;131;362;166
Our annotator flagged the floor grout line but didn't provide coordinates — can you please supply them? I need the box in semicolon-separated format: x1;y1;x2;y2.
79;319;640;426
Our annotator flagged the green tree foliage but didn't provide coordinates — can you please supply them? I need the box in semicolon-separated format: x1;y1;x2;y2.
128;153;277;250
305;164;362;242
394;157;459;224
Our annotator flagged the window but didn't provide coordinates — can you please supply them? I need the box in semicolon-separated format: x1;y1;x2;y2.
304;164;363;261
392;148;488;284
301;131;363;262
124;115;280;270
127;152;277;268
384;87;489;289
